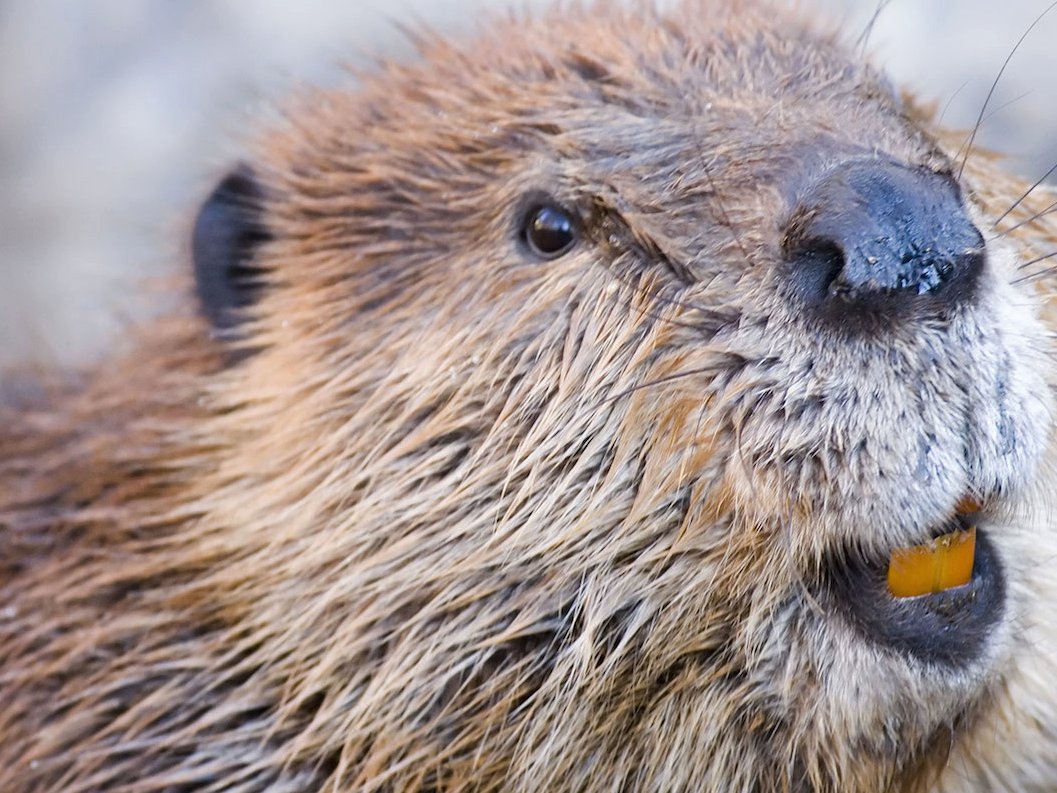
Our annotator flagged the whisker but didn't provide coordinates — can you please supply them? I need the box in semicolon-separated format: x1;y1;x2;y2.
587;210;736;333
988;90;1033;120
688;117;758;270
950;91;1031;164
601;364;725;406
992;158;1057;227
1016;249;1057;271
995;196;1057;238
1012;267;1055;286
601;265;717;331
956;0;1057;180
613;286;707;331
702;166;755;268
855;0;895;54
936;81;969;129
1011;251;1057;283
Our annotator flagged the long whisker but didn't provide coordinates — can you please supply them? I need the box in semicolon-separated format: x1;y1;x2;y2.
601;364;726;406
936;81;970;129
996;197;1057;238
993;159;1057;227
687;113;759;270
1017;249;1057;271
957;0;1057;180
1012;267;1056;286
950;91;1031;164
588;213;733;331
1011;251;1057;283
601;267;710;330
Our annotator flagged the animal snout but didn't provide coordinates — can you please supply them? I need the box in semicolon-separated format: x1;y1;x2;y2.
783;159;985;323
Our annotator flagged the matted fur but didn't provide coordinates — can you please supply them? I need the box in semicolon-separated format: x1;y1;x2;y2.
3;1;1057;791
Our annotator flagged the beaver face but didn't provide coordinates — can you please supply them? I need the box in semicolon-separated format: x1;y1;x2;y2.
4;1;1056;792
187;2;1054;790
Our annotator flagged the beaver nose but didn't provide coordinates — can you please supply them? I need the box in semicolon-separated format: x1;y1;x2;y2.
784;160;985;320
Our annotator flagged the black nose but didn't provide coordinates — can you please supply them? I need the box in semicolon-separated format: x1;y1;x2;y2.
784;159;985;322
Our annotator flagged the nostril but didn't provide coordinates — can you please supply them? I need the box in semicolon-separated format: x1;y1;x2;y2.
787;238;847;303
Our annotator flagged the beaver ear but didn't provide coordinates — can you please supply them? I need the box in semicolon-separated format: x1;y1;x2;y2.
192;164;271;329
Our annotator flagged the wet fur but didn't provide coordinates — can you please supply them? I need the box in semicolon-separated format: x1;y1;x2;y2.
3;1;1057;791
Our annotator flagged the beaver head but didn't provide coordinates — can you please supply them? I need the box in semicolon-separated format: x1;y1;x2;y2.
3;1;1057;791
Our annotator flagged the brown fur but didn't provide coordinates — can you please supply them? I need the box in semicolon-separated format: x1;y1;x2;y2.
3;1;1057;791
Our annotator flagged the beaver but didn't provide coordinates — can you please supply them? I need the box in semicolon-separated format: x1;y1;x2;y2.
3;1;1057;790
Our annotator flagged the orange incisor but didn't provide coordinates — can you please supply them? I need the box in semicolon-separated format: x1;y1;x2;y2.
886;526;977;599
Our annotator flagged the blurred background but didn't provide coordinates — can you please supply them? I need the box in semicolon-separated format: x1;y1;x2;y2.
1;0;1054;370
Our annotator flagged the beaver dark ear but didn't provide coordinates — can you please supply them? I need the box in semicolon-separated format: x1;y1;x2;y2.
192;165;271;329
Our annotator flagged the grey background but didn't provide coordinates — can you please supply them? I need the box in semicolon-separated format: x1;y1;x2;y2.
1;1;1055;369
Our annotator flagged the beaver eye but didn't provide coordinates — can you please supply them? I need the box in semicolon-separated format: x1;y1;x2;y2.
524;205;577;259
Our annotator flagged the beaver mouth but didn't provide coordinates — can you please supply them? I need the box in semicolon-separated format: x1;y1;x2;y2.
885;496;981;599
824;496;1005;667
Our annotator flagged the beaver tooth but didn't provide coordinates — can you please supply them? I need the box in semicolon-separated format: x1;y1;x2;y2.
887;526;977;598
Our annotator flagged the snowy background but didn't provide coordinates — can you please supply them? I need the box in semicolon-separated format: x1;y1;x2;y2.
1;0;1054;369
